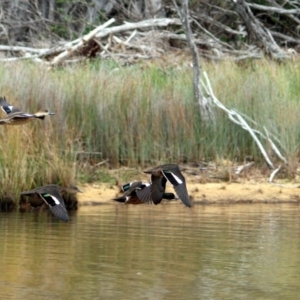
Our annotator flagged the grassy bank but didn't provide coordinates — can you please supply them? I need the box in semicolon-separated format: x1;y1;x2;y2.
0;58;299;204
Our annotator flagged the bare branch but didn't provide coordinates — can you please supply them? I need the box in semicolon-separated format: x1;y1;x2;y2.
201;71;289;170
173;0;215;122
233;0;289;58
247;2;300;14
269;165;282;183
50;18;116;66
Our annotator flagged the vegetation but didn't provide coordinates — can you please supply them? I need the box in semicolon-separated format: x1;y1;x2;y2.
1;1;299;54
0;58;299;205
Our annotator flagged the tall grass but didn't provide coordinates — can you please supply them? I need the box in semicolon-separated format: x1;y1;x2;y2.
0;58;299;203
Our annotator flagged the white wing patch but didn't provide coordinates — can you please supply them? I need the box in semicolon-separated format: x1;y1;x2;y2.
170;172;183;184
1;106;13;114
40;193;61;206
50;195;61;205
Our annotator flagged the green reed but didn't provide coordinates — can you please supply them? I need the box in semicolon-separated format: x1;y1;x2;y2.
0;58;299;202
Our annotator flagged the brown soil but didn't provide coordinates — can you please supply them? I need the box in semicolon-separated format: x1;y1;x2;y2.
77;173;300;206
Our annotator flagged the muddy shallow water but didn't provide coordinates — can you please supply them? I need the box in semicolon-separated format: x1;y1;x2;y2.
1;203;300;299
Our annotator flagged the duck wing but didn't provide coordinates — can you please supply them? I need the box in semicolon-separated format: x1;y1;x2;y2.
162;167;191;207
149;175;167;205
8;112;34;119
39;190;69;222
0;97;21;115
122;181;143;193
135;184;153;204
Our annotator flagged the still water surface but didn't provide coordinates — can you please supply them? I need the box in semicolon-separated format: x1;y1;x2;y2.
1;203;300;299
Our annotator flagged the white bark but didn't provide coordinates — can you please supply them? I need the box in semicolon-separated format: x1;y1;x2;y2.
173;0;215;122
201;71;288;170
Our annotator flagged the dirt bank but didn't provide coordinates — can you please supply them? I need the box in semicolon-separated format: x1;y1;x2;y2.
77;174;300;206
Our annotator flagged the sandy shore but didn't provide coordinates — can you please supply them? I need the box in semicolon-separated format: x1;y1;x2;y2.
77;176;300;206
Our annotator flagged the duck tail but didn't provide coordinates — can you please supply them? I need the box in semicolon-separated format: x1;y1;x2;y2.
112;197;126;203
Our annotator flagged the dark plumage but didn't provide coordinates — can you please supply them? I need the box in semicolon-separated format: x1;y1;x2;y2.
21;184;82;222
144;163;191;207
113;181;178;204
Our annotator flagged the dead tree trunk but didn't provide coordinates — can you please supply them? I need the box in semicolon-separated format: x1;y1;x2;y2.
174;0;215;123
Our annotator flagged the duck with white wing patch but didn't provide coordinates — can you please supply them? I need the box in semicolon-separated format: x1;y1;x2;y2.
20;184;83;222
144;163;191;207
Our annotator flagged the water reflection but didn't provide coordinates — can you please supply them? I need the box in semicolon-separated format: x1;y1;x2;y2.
0;204;300;299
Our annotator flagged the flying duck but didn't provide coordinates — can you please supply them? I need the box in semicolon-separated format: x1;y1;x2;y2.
144;163;191;207
0;96;55;125
20;184;82;222
113;181;178;204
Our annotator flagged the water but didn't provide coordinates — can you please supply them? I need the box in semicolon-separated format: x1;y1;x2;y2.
1;203;300;299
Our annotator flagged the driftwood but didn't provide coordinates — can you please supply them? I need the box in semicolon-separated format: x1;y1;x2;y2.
0;18;186;64
0;1;299;50
50;19;116;66
235;162;255;176
269;165;282;183
0;0;300;65
233;0;288;58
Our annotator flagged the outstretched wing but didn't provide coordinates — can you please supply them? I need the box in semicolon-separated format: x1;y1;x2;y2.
122;181;142;193
39;190;69;222
0;96;21;115
21;189;38;195
116;182;152;204
150;175;167;205
135;184;153;204
162;167;191;207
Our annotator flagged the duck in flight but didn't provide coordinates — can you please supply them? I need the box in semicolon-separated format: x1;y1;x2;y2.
113;181;178;204
0;96;55;125
144;163;191;207
21;184;83;222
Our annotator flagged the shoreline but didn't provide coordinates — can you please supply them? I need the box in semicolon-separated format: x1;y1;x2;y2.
77;181;300;206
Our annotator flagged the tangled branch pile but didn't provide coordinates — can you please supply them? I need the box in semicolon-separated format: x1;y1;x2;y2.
0;0;299;65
